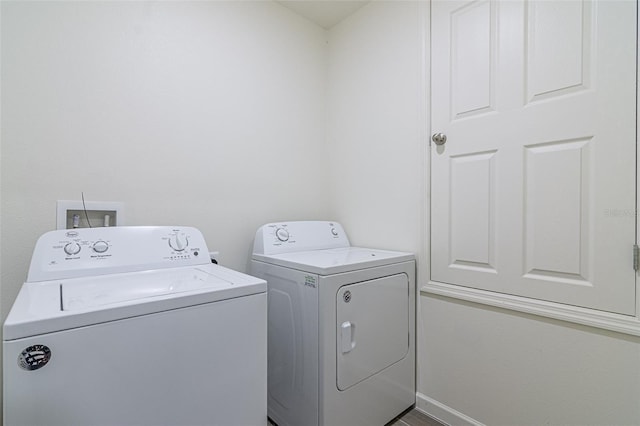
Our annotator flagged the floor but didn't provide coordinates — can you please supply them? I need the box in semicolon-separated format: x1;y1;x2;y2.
389;408;445;426
267;407;445;426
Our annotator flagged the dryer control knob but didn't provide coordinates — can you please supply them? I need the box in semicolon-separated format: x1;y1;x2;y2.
275;228;290;242
92;241;109;253
64;242;81;256
169;234;188;252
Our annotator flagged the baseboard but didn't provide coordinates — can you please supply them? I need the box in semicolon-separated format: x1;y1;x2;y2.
415;393;485;426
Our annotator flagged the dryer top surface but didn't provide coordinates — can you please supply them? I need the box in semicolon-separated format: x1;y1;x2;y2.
252;247;414;275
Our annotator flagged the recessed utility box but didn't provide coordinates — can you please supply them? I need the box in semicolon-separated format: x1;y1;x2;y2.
57;200;124;230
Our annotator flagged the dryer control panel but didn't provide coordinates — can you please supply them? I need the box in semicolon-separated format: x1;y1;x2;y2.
27;226;210;282
253;221;350;256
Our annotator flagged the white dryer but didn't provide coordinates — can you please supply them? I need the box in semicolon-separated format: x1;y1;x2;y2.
251;221;415;426
4;226;267;426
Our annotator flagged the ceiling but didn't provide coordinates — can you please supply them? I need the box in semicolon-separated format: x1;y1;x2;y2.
277;1;369;29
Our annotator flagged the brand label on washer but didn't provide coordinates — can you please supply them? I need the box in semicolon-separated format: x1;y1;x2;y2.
304;275;317;288
18;345;51;371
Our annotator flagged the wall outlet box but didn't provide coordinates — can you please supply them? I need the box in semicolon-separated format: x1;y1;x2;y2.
56;200;124;230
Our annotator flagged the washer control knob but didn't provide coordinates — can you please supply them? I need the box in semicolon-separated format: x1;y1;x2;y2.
169;234;188;251
275;228;290;242
331;227;339;236
92;241;109;253
64;242;81;256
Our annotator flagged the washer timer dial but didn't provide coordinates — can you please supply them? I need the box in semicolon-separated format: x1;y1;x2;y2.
169;234;189;252
63;242;81;256
275;228;290;242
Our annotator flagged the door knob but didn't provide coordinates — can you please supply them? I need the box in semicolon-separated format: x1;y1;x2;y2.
432;133;447;146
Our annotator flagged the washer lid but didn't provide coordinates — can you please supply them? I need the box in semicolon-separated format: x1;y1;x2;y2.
61;267;227;311
252;247;414;275
3;264;266;341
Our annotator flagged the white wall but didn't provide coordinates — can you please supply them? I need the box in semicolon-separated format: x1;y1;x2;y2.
327;2;640;426
420;296;640;426
0;1;329;412
326;1;425;254
0;0;329;317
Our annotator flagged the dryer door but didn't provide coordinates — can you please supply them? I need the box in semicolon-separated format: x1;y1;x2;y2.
336;273;409;391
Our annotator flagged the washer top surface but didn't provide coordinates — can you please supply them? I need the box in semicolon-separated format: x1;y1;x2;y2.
5;263;265;341
4;226;266;341
61;265;229;311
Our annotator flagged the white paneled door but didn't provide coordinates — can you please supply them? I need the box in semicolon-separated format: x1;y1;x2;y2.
430;0;637;315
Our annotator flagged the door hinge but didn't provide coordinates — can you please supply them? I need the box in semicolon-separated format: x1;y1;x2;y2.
634;244;639;271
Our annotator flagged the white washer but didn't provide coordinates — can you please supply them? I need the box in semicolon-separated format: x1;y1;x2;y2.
4;226;267;426
251;221;416;426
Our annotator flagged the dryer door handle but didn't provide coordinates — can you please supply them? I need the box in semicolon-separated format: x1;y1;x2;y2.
340;321;356;354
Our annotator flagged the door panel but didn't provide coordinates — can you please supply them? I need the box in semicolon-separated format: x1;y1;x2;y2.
450;150;497;272
451;0;495;119
336;274;409;391
431;0;636;315
524;138;591;281
526;0;591;101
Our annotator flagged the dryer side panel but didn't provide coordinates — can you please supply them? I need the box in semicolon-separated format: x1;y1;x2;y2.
250;260;319;426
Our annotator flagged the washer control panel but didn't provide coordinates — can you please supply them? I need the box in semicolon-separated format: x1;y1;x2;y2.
253;221;350;256
27;226;210;282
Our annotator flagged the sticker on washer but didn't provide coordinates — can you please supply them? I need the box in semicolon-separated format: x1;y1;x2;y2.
304;275;317;288
18;344;51;371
